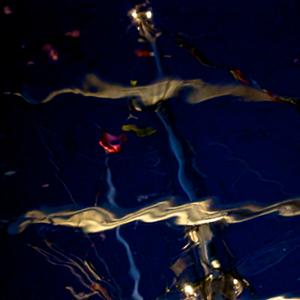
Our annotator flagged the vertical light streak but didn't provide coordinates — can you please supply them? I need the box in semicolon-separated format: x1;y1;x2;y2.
116;227;143;300
104;156;118;208
145;7;214;280
150;38;198;201
151;42;163;78
156;110;196;201
105;155;143;299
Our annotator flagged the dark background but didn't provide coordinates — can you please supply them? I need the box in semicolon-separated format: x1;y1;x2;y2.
1;0;300;299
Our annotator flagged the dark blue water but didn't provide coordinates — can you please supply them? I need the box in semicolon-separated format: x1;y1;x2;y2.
1;1;300;299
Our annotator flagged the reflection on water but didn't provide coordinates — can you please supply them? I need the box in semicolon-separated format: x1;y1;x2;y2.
237;230;300;277
3;2;300;299
9;197;300;234
266;296;300;300
13;74;293;107
8;196;300;299
29;240;116;300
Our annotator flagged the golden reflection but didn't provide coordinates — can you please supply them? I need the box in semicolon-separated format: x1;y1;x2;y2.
9;197;300;234
11;72;299;109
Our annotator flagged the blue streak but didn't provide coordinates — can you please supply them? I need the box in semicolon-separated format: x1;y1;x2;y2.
116;227;143;300
105;156;143;299
151;41;197;201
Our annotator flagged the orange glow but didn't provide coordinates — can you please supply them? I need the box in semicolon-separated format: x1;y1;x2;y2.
135;49;153;57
